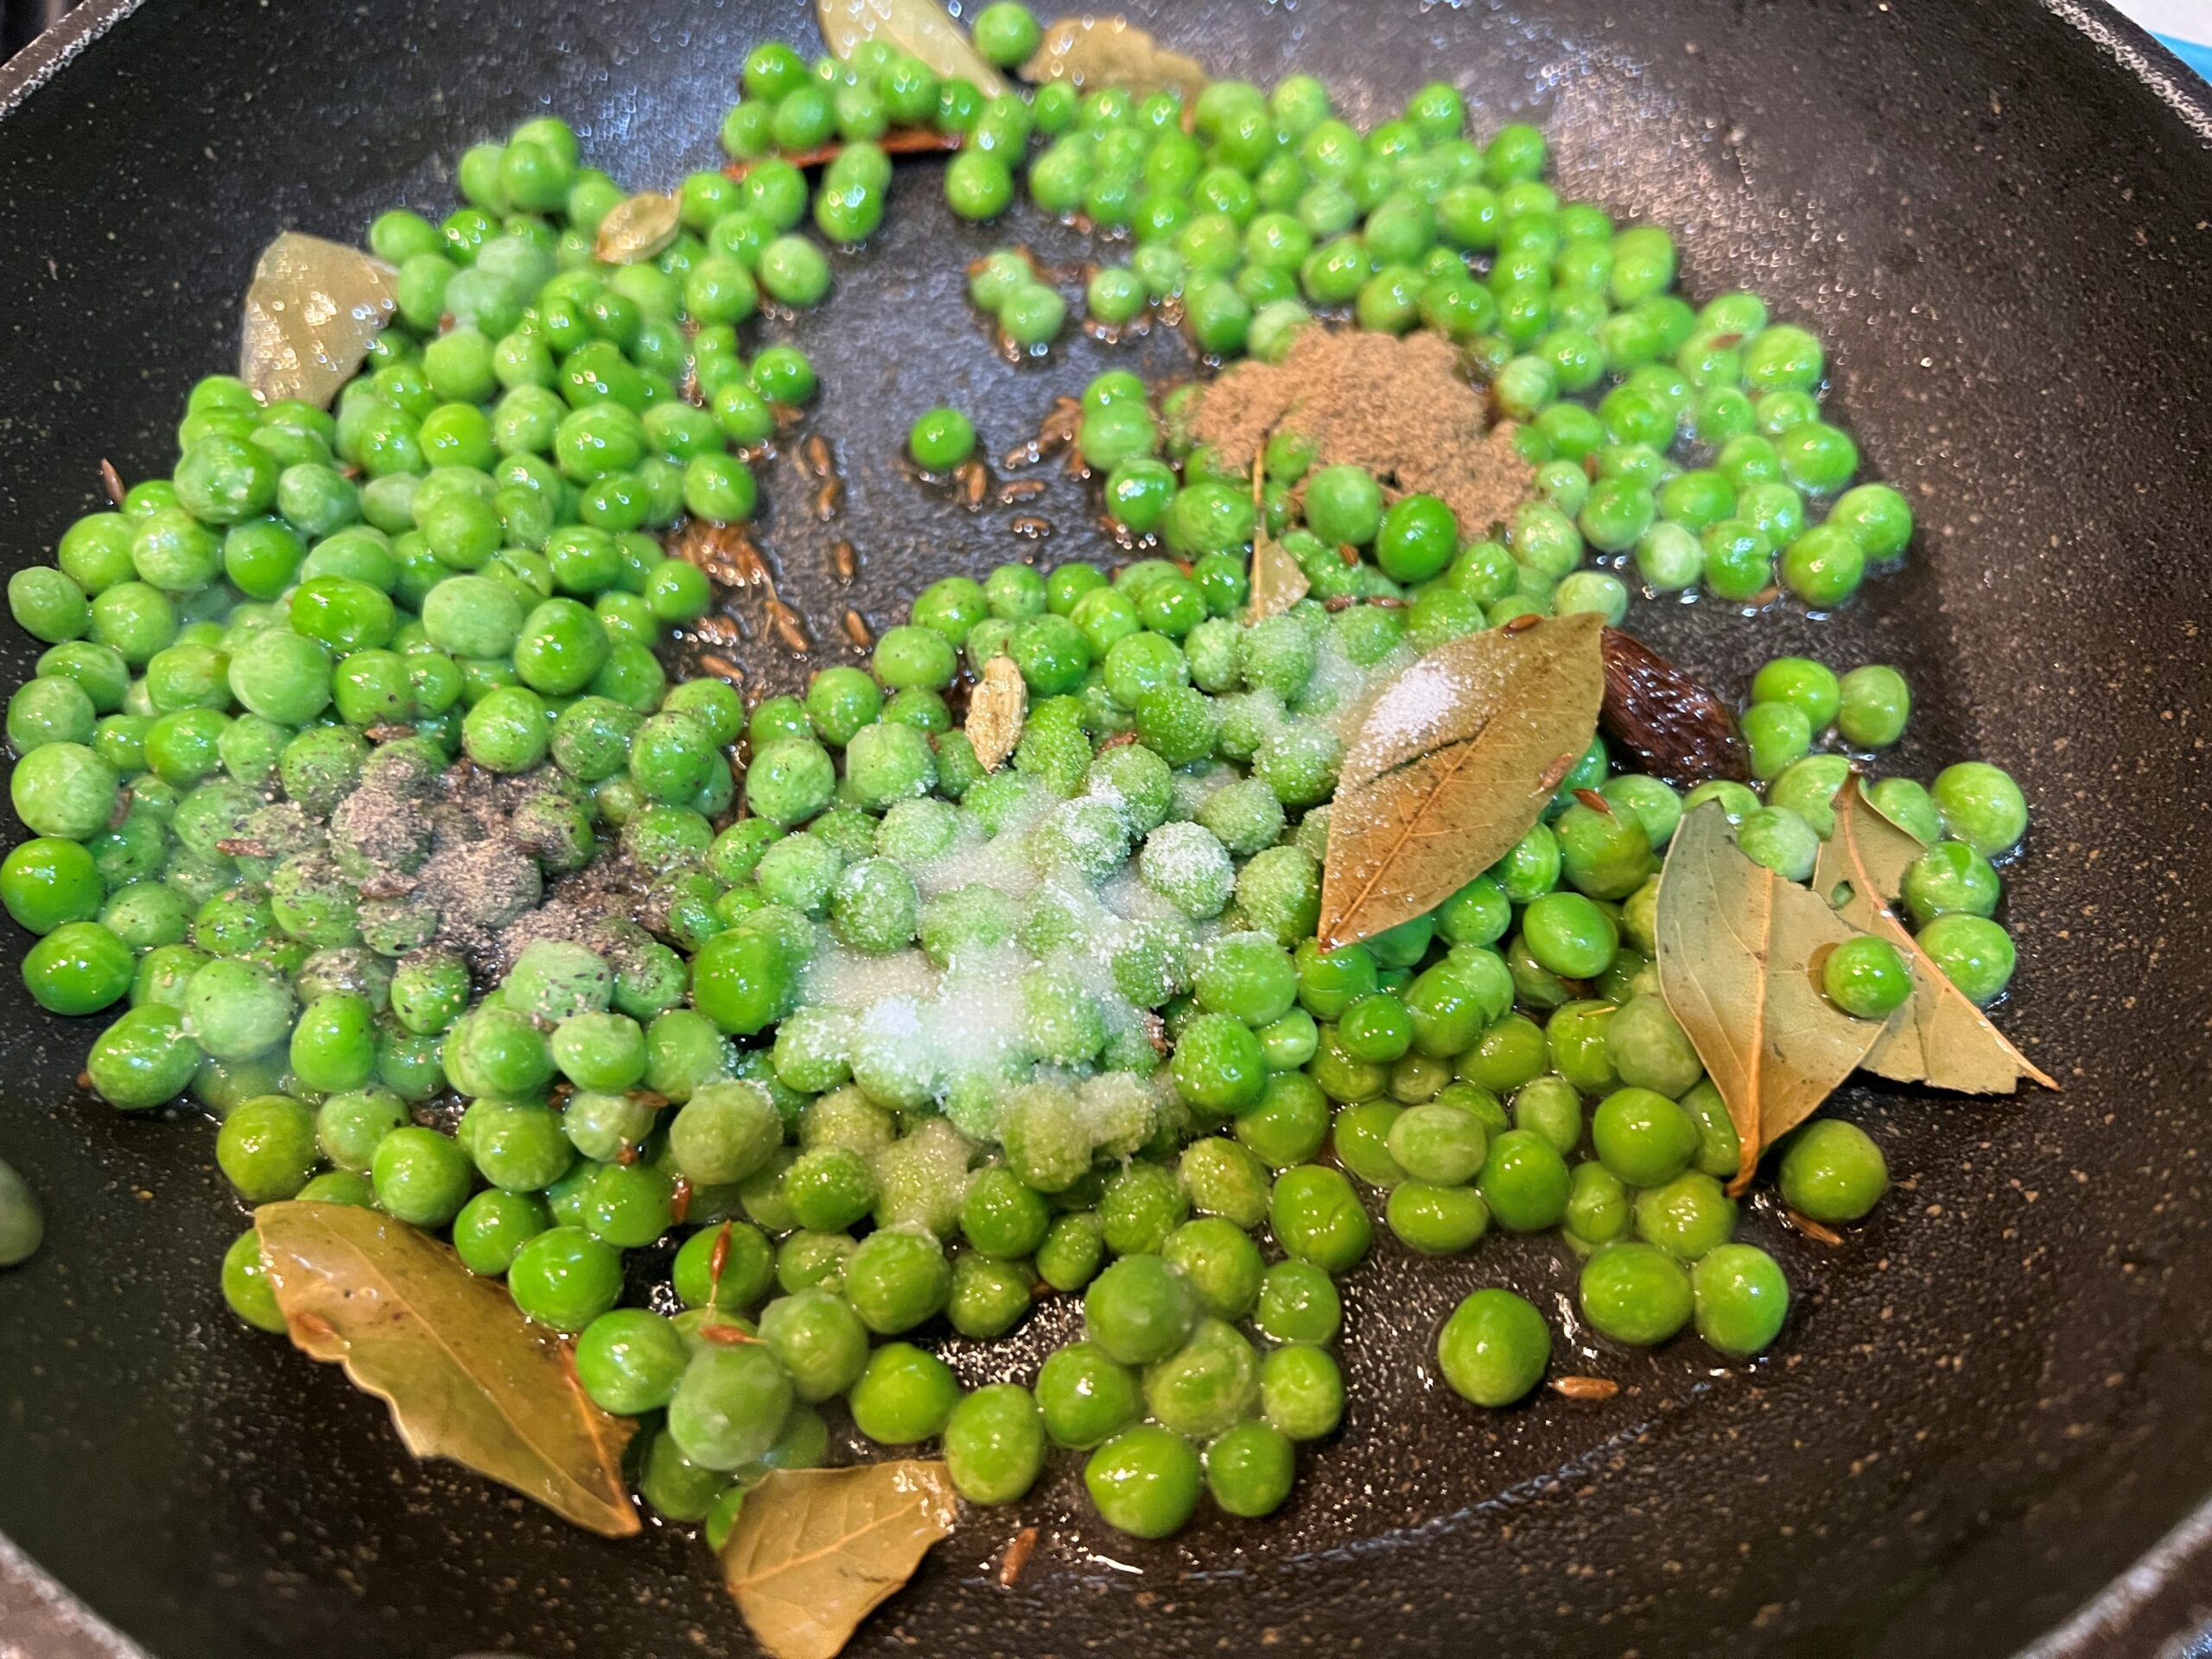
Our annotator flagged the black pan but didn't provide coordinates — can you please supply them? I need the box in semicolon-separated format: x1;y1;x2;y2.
3;1;2211;1654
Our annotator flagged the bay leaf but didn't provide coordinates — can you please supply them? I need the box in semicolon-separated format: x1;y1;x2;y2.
255;1200;639;1537
1020;16;1209;105
720;1461;959;1659
817;0;1007;98
1654;804;1887;1192
1246;456;1308;623
594;193;682;265
965;652;1026;772
1246;535;1308;623
1815;774;2058;1094
1318;612;1604;950
238;232;397;410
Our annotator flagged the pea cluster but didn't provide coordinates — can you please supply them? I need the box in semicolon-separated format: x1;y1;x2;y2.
715;17;1912;614
1732;653;2029;1007
0;6;2038;1552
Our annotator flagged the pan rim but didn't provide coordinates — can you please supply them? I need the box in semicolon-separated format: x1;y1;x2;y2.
2042;0;2212;136
0;0;143;122
0;0;2204;1655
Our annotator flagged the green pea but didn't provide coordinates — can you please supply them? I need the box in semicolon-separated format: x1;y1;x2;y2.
1768;1122;1891;1233
1474;1128;1571;1231
1836;664;1911;748
1579;1241;1694;1345
944;1382;1046;1505
1084;1424;1202;1539
849;1341;959;1446
1633;1172;1738;1260
0;1156;46;1268
1437;1287;1550;1406
1693;1243;1790;1357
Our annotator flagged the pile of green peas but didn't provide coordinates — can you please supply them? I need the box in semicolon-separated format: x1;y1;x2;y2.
710;10;1910;613
0;14;2039;1547
991;51;1908;613
1731;652;2030;1008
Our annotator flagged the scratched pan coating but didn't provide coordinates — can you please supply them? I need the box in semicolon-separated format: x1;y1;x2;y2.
0;2;2209;1655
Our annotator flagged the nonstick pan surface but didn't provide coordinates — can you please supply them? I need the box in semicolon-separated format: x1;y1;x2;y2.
2;2;2210;1655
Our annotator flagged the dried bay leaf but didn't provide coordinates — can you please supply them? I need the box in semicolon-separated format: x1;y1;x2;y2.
965;652;1027;772
254;1200;639;1537
238;232;397;409
1816;775;2058;1094
817;0;1006;97
1654;804;1887;1192
1319;612;1603;950
1247;535;1309;622
720;1461;959;1659
1020;16;1209;104
594;193;682;264
1246;456;1308;623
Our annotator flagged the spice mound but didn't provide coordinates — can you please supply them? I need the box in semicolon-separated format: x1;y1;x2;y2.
1190;327;1533;539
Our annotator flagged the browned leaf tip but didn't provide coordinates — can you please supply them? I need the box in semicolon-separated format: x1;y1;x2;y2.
998;1526;1039;1588
1550;1376;1621;1401
1599;627;1750;788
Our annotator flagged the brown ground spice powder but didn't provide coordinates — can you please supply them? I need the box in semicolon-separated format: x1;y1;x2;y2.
333;751;639;981
1190;328;1532;539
